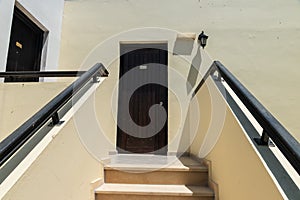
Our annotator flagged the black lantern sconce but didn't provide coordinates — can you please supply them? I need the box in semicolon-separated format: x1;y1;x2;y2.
198;31;209;49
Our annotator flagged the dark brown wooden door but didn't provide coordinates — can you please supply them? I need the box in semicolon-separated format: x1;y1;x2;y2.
5;7;44;82
117;43;168;154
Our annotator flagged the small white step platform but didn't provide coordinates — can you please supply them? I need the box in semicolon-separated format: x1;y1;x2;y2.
95;183;214;197
104;154;207;171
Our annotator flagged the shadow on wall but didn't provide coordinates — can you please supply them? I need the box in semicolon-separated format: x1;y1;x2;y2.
173;38;203;154
186;47;202;94
173;38;194;55
172;36;202;95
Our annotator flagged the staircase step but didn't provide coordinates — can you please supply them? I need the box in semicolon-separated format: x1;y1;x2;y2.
104;167;208;185
104;155;208;185
95;183;214;200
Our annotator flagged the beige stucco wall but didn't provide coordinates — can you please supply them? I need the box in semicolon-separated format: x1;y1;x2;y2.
0;82;69;141
59;0;300;141
2;117;102;200
2;0;296;198
190;78;283;199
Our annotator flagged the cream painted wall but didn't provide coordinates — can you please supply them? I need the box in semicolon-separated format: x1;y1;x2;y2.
59;0;300;141
190;78;284;199
0;82;69;141
2;118;102;200
0;0;64;73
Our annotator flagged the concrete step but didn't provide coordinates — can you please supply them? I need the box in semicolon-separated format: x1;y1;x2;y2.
95;183;214;200
104;155;208;186
104;166;208;186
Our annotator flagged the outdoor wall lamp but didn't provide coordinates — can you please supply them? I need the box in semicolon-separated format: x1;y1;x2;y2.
198;31;209;49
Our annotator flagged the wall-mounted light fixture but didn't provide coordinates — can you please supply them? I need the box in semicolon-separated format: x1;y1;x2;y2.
198;31;208;49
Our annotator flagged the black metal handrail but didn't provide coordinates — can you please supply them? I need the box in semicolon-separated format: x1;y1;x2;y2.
0;63;108;167
193;61;300;174
0;69;109;78
0;71;86;78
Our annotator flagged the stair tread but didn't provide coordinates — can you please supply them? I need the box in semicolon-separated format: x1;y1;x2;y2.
104;165;207;172
95;183;214;196
104;155;207;172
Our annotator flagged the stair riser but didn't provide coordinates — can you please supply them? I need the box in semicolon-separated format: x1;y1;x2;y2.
96;194;213;200
105;170;208;185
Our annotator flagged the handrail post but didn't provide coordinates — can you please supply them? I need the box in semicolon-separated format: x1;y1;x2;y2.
254;130;270;146
93;74;100;83
50;112;62;126
213;70;222;81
